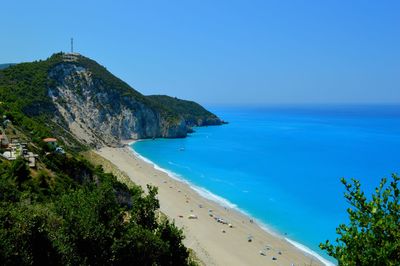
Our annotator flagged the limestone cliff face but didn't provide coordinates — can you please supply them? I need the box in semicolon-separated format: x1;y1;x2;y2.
48;62;187;147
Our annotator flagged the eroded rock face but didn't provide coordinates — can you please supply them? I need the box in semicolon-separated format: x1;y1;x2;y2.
48;63;186;147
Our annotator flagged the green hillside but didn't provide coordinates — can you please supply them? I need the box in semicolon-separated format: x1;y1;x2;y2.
148;95;224;126
0;143;193;265
0;53;223;148
0;55;78;149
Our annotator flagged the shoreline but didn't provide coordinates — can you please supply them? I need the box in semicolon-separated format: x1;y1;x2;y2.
129;142;334;266
96;142;331;266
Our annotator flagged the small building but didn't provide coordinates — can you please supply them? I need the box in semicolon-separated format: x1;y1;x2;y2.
3;119;11;127
43;138;58;147
55;147;65;155
0;134;9;147
2;151;17;160
24;151;39;168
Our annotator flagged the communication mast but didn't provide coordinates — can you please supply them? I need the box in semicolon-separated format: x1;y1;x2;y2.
71;38;74;53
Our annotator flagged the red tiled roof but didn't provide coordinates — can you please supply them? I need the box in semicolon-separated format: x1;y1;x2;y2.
43;138;57;143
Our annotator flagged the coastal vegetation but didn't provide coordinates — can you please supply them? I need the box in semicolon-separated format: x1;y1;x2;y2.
147;95;224;126
320;174;400;265
0;149;194;265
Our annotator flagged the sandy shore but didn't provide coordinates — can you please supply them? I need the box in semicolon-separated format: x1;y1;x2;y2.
95;144;326;266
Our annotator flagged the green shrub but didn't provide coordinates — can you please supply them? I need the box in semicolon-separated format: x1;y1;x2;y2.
320;174;400;265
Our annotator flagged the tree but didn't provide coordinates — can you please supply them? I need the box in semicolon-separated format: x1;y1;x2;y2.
0;204;61;266
157;218;189;265
52;185;120;265
9;157;30;186
320;174;400;265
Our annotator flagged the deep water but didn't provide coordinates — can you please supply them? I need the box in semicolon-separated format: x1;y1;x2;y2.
132;105;400;263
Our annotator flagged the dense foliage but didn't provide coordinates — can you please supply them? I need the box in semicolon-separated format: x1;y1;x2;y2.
320;175;400;265
0;154;192;265
147;95;223;126
0;56;59;134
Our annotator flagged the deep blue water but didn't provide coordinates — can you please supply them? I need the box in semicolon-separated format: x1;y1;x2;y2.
132;105;400;263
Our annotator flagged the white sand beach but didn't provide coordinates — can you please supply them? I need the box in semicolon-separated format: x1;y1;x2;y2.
95;144;326;266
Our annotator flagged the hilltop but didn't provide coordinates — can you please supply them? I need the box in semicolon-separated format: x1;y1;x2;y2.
0;53;223;149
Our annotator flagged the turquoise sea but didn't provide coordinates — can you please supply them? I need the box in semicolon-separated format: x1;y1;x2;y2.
132;105;400;264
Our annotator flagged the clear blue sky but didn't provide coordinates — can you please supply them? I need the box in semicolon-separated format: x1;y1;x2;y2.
1;1;399;105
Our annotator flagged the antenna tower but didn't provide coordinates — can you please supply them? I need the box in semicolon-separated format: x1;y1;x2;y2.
71;38;74;53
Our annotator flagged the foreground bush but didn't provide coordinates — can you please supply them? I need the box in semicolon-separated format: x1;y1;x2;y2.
0;155;193;265
320;174;399;265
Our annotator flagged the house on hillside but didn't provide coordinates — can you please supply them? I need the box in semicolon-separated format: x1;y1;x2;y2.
43;137;58;148
0;134;9;148
2;119;11;128
43;137;65;154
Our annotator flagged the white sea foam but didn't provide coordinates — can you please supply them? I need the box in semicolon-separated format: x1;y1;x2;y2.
129;144;335;266
285;238;336;266
129;145;237;209
190;184;237;209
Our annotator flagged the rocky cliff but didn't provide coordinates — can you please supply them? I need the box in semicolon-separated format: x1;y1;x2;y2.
0;53;224;148
43;53;222;147
48;62;181;147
